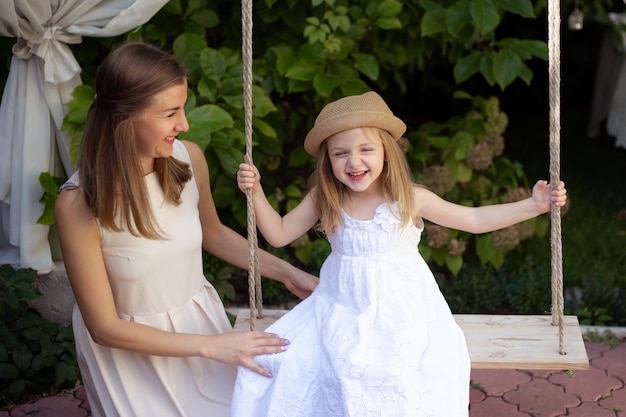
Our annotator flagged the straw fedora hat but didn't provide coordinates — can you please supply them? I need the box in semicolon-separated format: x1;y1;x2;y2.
304;91;406;156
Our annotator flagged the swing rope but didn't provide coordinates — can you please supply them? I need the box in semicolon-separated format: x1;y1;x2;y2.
548;0;566;355
242;0;262;330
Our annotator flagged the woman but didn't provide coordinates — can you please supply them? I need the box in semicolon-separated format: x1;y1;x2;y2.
54;41;318;417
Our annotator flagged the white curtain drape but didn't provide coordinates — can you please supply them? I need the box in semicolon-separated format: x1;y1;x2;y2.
0;0;169;274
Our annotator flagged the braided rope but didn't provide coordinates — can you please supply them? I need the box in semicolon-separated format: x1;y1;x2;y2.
548;0;566;355
241;0;262;330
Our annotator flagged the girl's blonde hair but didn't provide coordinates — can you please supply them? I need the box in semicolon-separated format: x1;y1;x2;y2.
78;42;192;239
308;127;416;234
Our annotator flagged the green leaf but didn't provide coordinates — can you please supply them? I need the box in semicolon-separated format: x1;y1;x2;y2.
431;247;448;266
452;90;473;100
189;9;220;29
164;0;183;14
199;48;227;81
479;53;496;86
493;0;534;18
64;107;88;124
421;9;447;36
446;254;463;276
493;49;523;89
518;64;533;85
252;85;277;117
66;85;95;110
173;34;207;78
197;77;217;102
377;0;403;17
476;234;496;264
375;16;402;30
257;133;282;155
185;0;208;15
284;185;303;198
426;136;450;148
31;354;55;372
217;147;245;175
445;159;473;182
419;243;432;261
285;61;319;81
446;1;472;38
288;147;312;168
253;118;277;139
489;250;505;269
275;48;297;76
286;197;301;212
0;363;19;379
313;71;340;96
451;131;474;159
12;345;32;372
287;78;312;93
338;77;371;96
509;39;548;61
9;378;26;398
454;51;481;84
212;178;237;208
186;104;235;134
353;53;379;80
295;245;312;265
37;172;64;225
469;0;500;34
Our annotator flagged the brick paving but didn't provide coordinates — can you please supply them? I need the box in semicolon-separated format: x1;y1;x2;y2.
469;340;626;417
1;339;624;416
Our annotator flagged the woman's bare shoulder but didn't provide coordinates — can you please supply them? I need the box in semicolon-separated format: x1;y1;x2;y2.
55;186;92;223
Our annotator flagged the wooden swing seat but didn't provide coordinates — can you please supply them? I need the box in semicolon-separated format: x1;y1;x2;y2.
233;309;589;370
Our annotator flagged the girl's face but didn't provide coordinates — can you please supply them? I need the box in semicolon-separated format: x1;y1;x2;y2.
133;80;189;175
326;127;385;195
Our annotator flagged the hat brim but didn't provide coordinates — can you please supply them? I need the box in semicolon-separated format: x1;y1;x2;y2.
304;111;406;156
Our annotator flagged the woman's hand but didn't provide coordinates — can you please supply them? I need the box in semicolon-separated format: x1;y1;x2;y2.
532;180;567;214
208;331;290;377
282;267;319;300
237;163;261;195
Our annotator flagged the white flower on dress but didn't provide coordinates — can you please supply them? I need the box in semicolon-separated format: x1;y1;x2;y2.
373;203;401;232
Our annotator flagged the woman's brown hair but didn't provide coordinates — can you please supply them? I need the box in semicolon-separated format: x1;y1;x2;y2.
308;127;416;234
78;42;192;239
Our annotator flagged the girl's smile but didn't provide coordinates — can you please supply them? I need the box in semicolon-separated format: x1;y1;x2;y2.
327;127;385;195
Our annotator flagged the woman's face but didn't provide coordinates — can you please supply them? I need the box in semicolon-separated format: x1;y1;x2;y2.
133;80;189;174
326;127;385;196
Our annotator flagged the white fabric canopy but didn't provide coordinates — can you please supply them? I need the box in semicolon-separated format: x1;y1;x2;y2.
0;0;168;273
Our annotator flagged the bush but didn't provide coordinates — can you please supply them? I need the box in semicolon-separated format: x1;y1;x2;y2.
0;265;79;407
33;0;626;323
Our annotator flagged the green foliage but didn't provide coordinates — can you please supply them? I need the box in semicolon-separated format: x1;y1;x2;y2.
36;173;65;226
443;262;503;313
443;252;559;316
412;94;548;274
0;265;78;405
575;307;614;326
202;253;237;303
56;0;552;292
497;255;551;314
61;84;94;166
55;0;620;313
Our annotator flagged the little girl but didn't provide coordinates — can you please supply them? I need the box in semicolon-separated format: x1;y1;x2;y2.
232;91;567;417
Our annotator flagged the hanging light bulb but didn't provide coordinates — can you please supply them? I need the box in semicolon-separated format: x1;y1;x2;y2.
568;0;584;31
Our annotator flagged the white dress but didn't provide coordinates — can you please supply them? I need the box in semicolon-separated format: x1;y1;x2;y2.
232;203;470;417
65;140;237;417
